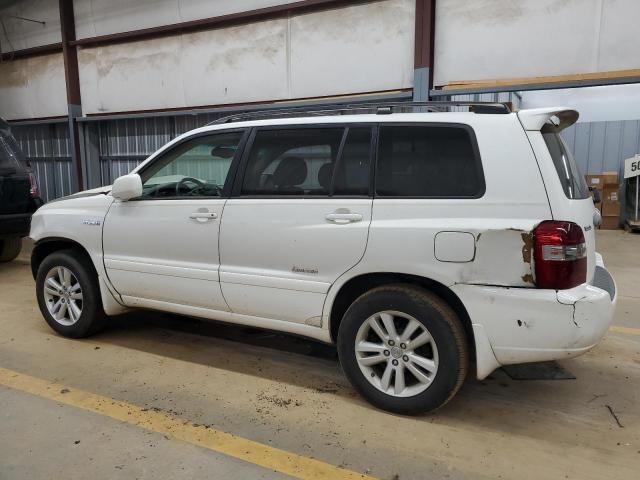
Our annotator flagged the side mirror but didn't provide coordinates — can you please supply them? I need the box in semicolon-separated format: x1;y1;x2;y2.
111;174;142;201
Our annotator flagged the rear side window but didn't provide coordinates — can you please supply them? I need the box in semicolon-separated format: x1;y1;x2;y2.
376;125;484;197
241;128;343;195
240;127;372;196
333;127;372;196
541;127;589;200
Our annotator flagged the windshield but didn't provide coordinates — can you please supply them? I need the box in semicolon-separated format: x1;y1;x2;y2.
542;125;589;200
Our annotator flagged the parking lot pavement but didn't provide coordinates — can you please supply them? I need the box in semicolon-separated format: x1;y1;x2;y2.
1;232;639;480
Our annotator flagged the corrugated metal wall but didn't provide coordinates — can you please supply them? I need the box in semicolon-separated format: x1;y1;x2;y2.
92;113;229;186
560;120;640;221
561;120;640;176
11;122;74;202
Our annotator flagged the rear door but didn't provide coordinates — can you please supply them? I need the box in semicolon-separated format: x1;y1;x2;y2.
219;125;373;325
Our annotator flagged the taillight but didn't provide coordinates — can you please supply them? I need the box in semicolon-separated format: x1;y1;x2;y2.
533;220;587;290
28;172;39;198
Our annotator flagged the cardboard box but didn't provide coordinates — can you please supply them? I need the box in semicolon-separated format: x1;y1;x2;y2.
600;171;619;186
585;174;604;188
600;215;620;230
602;201;620;217
603;187;619;202
601;185;621;217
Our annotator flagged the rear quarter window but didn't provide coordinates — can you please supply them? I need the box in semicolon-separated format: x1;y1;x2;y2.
375;124;484;198
541;126;589;200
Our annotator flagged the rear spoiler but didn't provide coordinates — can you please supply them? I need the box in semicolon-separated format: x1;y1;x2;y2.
517;107;579;132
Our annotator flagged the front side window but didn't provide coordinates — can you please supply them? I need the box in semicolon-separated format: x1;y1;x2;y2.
542;126;589;200
376;125;484;198
140;131;243;199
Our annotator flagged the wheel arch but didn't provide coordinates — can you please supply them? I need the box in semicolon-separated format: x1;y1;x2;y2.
31;237;95;279
31;236;128;317
327;272;475;359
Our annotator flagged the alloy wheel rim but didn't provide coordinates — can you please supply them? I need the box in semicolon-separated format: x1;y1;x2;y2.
355;310;439;398
43;266;83;326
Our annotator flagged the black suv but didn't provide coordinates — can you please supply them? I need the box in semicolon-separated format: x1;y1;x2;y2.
0;117;42;262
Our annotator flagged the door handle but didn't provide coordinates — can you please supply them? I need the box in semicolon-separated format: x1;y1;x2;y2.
325;212;363;224
189;211;218;222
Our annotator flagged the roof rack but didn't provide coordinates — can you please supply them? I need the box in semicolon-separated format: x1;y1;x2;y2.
207;101;511;125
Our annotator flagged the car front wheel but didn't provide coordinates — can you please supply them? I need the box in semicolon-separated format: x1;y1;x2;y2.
337;284;468;415
36;250;106;338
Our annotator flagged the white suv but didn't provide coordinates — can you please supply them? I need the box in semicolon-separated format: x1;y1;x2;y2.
30;103;616;414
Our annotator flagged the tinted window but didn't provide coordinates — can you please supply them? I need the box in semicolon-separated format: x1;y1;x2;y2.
333;127;372;196
376;125;484;197
140;131;243;198
241;128;344;196
542;127;589;200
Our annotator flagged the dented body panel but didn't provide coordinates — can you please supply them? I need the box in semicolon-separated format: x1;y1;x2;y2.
453;256;615;376
458;228;534;286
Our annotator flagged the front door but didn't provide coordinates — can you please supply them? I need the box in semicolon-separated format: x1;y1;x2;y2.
219;126;374;325
103;130;246;311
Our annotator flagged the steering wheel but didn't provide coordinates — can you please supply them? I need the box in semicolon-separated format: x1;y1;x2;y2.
175;177;205;196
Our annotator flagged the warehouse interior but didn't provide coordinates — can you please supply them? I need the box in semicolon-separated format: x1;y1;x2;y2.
1;1;639;215
1;1;640;479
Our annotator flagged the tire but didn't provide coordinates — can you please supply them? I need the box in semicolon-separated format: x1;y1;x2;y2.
0;237;22;262
337;284;468;415
35;249;106;338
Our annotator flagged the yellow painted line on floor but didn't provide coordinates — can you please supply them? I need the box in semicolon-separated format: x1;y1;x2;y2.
609;325;640;336
0;367;373;480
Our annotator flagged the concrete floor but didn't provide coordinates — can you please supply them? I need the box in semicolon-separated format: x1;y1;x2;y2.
0;231;638;479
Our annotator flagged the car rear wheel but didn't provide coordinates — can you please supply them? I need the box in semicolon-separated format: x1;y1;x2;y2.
337;284;468;415
0;237;22;262
36;250;106;338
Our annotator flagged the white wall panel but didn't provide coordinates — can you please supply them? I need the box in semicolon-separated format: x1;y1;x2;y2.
74;0;300;39
289;0;414;98
434;0;640;87
0;0;60;51
0;52;67;120
597;0;640;72
78;36;184;114
78;0;414;114
78;19;289;114
177;0;299;23
180;20;289;106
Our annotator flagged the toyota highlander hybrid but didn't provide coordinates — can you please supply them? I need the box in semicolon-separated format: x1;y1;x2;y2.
29;103;616;414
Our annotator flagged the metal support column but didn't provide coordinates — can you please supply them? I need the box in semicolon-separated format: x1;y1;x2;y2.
59;0;84;191
413;0;436;102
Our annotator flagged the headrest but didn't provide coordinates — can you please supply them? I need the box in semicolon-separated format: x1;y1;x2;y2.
317;162;333;190
273;156;307;186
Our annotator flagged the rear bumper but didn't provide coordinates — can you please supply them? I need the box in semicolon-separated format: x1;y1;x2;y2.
0;213;32;238
453;256;617;379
